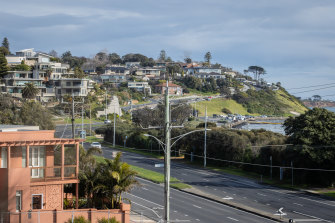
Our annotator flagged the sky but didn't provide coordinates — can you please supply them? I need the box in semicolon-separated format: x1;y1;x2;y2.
1;0;335;100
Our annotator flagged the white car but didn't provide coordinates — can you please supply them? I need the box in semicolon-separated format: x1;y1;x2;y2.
104;119;111;124
91;142;101;149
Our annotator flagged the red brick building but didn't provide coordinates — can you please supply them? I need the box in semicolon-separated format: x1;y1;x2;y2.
0;125;130;223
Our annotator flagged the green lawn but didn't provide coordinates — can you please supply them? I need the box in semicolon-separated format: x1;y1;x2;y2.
274;89;308;116
85;136;104;143
187;89;220;96
94;155;191;190
191;98;253;116
321;192;335;198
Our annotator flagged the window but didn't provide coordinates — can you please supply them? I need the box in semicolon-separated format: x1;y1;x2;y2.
16;191;22;212
1;148;7;168
66;82;71;86
32;194;43;209
29;146;45;178
22;147;26;167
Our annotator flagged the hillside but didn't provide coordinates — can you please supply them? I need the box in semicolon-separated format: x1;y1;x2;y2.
192;88;307;117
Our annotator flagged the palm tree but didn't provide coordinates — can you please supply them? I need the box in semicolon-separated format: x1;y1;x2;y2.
22;82;40;99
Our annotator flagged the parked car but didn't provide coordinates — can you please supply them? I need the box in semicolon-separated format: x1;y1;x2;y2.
104;119;111;124
91;142;101;149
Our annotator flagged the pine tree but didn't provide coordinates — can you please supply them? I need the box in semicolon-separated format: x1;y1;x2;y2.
0;53;8;79
2;37;9;52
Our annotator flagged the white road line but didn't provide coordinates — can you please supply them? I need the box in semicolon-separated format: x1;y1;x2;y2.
142;188;149;191
227;217;239;221
299;197;335;207
257;193;267;197
293;202;303;207
193;205;202;209
138;177;279;222
293;211;333;223
125;193;163;208
195;219;200;221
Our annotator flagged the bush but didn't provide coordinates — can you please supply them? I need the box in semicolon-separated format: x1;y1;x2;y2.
196;122;217;128
98;217;121;223
67;216;90;223
222;108;232;114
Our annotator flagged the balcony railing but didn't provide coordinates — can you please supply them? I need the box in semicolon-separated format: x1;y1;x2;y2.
30;165;77;182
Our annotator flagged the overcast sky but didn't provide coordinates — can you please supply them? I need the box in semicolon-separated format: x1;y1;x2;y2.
1;0;335;100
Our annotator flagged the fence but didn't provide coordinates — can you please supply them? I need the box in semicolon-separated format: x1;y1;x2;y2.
0;206;130;223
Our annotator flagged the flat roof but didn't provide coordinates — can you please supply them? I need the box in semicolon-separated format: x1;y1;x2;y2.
0;125;40;132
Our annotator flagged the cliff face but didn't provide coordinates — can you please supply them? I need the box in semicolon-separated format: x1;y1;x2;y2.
303;100;335;108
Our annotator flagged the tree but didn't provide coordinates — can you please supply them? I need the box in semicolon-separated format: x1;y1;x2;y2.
11;60;31;71
0;46;10;56
108;53;122;64
159;50;166;61
49;50;58;57
184;57;192;63
0;53;8;79
247;66;266;81
19;101;55;130
284;108;335;146
204;52;212;65
312;95;321;101
22;82;40;99
2;37;9;52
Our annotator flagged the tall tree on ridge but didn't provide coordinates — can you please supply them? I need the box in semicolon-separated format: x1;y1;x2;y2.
204;51;212;66
0;53;8;79
2;37;9;52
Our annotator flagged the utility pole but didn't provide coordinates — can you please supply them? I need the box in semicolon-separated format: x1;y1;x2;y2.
130;98;132;121
113;107;116;147
105;89;108;120
71;94;75;139
164;80;171;223
270;156;273;180
81;101;84;146
204;105;207;168
89;105;92;136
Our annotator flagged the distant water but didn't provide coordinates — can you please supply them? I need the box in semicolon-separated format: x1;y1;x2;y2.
240;107;335;135
240;120;286;135
325;107;335;113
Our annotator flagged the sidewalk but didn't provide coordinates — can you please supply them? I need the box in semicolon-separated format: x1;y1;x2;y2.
130;211;157;223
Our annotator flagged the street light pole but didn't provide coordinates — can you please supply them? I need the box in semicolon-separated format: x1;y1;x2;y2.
164;81;171;223
204;105;207;168
113;107;116;147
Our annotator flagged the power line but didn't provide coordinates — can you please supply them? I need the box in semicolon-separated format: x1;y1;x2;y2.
292;85;335;94
287;82;335;90
181;152;335;172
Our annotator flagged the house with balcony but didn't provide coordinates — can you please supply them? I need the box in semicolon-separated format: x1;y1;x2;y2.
53;78;93;98
185;67;222;75
127;82;151;95
135;68;161;79
194;72;225;80
0;125;81;222
0;125;130;223
155;82;183;95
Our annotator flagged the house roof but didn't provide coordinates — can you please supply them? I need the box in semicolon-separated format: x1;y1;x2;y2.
155;82;181;87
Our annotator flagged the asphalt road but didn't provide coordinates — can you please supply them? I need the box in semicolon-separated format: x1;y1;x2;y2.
55;124;335;222
102;147;335;223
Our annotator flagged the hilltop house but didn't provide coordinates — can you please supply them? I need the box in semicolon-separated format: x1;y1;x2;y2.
155;82;183;95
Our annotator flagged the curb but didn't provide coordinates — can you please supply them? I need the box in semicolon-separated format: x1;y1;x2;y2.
180;187;288;222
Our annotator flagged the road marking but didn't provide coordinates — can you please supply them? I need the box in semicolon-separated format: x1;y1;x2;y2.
193;205;202;209
223;196;233;200
181;173;188;176
292;219;322;222
254;200;258;203
204;179;209;181
293;211;333;223
299;197;335;207
195;219;200;221
243;197;247;199
257;193;266;197
142;188;149;191
293;202;303;207
266;203;271;206
125;193;163;208
184;214;188;217
213;188;217;190
227;217;239;221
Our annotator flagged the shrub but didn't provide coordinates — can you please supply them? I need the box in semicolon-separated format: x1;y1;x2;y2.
98;217;121;223
222;108;232;114
67;216;90;223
